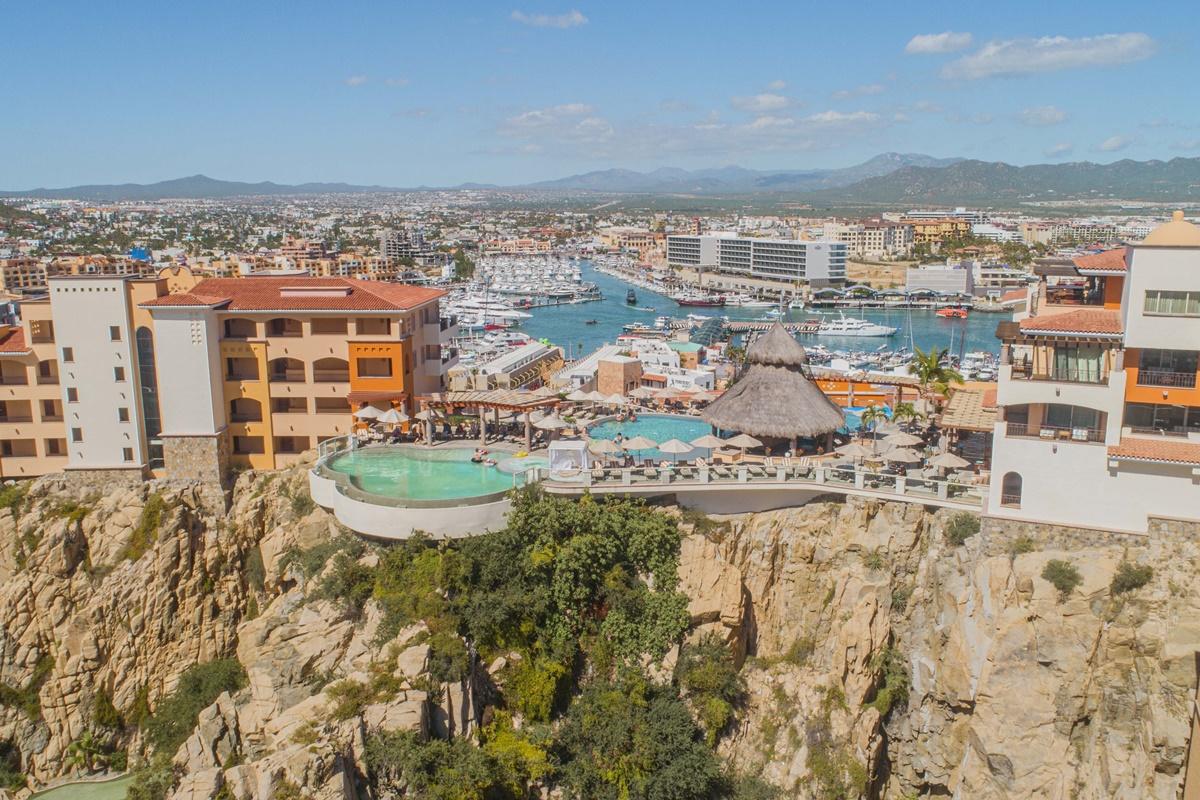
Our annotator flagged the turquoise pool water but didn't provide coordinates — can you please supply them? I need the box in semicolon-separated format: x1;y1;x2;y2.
327;447;522;501
32;775;132;800
587;414;712;461
496;455;549;475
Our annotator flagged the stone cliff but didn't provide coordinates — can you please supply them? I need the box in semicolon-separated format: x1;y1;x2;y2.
0;463;1195;799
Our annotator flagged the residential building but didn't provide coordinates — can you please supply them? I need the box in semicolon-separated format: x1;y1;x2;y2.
142;277;449;475
988;212;1200;533
449;341;563;391
905;264;974;296
666;234;847;287
823;220;914;259
0;301;66;478
483;238;553;255
901;217;973;245
599;227;659;257
0;258;48;292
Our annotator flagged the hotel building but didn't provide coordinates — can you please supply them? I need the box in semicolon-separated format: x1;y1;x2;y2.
141;277;451;476
988;211;1200;533
666;234;847;287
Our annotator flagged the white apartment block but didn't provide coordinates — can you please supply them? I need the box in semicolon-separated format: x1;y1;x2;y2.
823;221;914;259
666;234;847;286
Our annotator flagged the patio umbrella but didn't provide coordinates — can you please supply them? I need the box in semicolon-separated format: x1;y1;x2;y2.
657;438;693;463
566;388;590;402
534;413;569;430
653;387;680;400
836;442;872;458
690;434;726;449
354;406;383;420
884;448;922;464
629;387;657;400
414;410;436;421
725;433;763;449
883;431;924;447
377;407;408;425
605;393;626;406
585;390;607;403
621;435;658;451
587;439;620;455
928;451;970;469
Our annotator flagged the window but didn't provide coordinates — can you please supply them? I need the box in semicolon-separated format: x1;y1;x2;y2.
271;397;307;413
314;397;350;414
1000;472;1022;507
356;318;391;336
109;326;122;341
1051;345;1104;383
122;447;134;462
41;400;61;420
1124;403;1200;436
1137;349;1198;388
61;347;74;362
71;427;83;443
311;317;348;335
356;357;393;378
44;438;65;456
1144;290;1200;317
232;435;265;455
66;387;78;403
114;366;126;382
118;407;130;422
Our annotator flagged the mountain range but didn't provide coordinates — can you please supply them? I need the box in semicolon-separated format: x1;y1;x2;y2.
3;154;1200;205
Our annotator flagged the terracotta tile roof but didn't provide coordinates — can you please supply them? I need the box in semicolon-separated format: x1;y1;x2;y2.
1072;247;1128;273
1019;308;1123;337
0;326;30;355
1108;437;1200;466
141;277;444;312
1000;288;1028;303
939;387;997;432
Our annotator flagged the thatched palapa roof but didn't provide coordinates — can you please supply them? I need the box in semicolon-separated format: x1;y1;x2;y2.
702;323;844;439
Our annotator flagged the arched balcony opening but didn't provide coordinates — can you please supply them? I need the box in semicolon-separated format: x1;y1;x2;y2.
268;357;305;383
313;357;350;383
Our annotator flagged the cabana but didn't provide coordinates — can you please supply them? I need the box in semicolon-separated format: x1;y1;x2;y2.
702;322;845;453
420;389;560;450
548;440;591;479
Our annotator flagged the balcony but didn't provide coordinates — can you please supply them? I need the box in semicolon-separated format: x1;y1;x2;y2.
1136;370;1197;389
269;371;307;383
1006;422;1105;443
1009;360;1107;385
0;416;33;424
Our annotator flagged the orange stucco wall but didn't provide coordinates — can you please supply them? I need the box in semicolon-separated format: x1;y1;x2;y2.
1103;276;1124;309
1123;348;1200;407
349;342;410;406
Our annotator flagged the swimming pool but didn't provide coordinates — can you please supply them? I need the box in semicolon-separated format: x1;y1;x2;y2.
587;413;713;461
325;446;524;502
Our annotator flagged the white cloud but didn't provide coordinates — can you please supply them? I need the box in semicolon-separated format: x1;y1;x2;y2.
1045;143;1074;157
832;83;885;100
499;103;614;145
730;93;792;112
905;32;973;54
943;33;1156;80
1019;105;1068;126
1174;138;1200;151
344;75;368;87
510;9;587;28
384;77;410;87
1098;135;1132;152
805;110;880;125
767;79;787;90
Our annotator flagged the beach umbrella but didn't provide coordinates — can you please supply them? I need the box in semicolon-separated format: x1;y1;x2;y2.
605;393;626;406
836;442;872;458
884;448;922;464
725;433;763;449
883;431;924;447
928;451;970;469
566;388;590;402
534;413;568;430
622;435;658;451
587;438;620;455
414;409;436;421
585;390;607;403
657;438;692;463
690;433;726;449
629;387;656;400
653;387;680;400
377;407;408;425
354;406;383;420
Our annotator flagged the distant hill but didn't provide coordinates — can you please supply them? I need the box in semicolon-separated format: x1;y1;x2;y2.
808;158;1200;206
522;153;961;193
0;174;393;201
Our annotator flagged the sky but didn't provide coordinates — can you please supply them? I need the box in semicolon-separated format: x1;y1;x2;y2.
2;0;1199;188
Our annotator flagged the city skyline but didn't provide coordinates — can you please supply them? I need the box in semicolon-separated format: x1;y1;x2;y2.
3;0;1199;188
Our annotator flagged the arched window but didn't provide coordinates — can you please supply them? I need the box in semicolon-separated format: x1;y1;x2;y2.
1001;472;1022;507
312;357;350;383
229;397;263;423
268;357;305;383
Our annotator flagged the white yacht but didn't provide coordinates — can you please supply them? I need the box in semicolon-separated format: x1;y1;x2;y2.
815;314;898;337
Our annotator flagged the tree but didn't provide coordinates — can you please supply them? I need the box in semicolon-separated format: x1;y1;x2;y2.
65;730;107;773
857;405;889;444
890;401;924;428
908;346;963;405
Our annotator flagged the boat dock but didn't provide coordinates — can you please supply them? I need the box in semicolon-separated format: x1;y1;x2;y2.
725;320;822;334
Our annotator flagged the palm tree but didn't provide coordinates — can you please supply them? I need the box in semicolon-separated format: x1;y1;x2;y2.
65;731;107;774
858;405;889;449
891;401;925;429
909;347;964;405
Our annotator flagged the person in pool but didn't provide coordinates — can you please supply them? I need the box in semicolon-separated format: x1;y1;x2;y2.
471;448;487;464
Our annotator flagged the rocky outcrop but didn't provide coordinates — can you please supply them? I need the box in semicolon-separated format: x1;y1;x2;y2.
676;497;1200;799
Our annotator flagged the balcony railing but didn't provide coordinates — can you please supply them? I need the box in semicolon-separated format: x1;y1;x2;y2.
226;372;259;382
1000;493;1022;507
312;370;350;383
0;376;28;386
268;371;307;383
1009;361;1107;384
1136;370;1197;389
0;416;33;424
230;413;263;423
1128;425;1190;438
1007;422;1105;442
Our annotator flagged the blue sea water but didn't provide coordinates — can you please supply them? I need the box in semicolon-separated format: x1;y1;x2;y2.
520;260;1009;358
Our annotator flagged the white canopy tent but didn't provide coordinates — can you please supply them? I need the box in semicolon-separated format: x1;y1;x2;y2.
548;440;592;478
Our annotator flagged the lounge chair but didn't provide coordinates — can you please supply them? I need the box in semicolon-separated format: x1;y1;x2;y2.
746;464;767;479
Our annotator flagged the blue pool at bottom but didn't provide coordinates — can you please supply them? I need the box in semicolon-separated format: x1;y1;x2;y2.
587;413;713;461
326;446;524;501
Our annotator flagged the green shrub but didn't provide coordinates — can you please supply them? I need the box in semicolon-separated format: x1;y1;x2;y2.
0;483;29;517
783;636;816;666
0;741;25;791
674;633;744;747
890;584;912;611
866;647;908;717
325;678;375;721
49;499;91;524
242;545;265;592
1111;561;1153;595
290;490;316;517
944;513;980;546
1042;559;1083;601
505;657;567;724
317;552;375;616
143;659;247;754
280;533;364;580
0;654;52;720
862;549;886;571
122;493;167;561
1007;535;1036;558
126;753;175;800
92;687;124;730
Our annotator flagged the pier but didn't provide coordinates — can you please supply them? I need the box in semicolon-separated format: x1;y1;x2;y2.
725;320;822;334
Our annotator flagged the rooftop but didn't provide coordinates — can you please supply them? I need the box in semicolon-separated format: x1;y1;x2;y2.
1072;247;1129;274
1019;308;1123;338
1140;210;1200;248
0;327;29;355
140;277;444;312
1108;437;1200;466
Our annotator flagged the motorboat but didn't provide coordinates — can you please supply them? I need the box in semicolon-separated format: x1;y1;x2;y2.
815;314;898;337
672;291;726;307
626;289;637;304
936;307;969;319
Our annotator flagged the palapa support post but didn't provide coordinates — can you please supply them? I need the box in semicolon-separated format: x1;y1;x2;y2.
524;411;532;452
479;406;487;445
